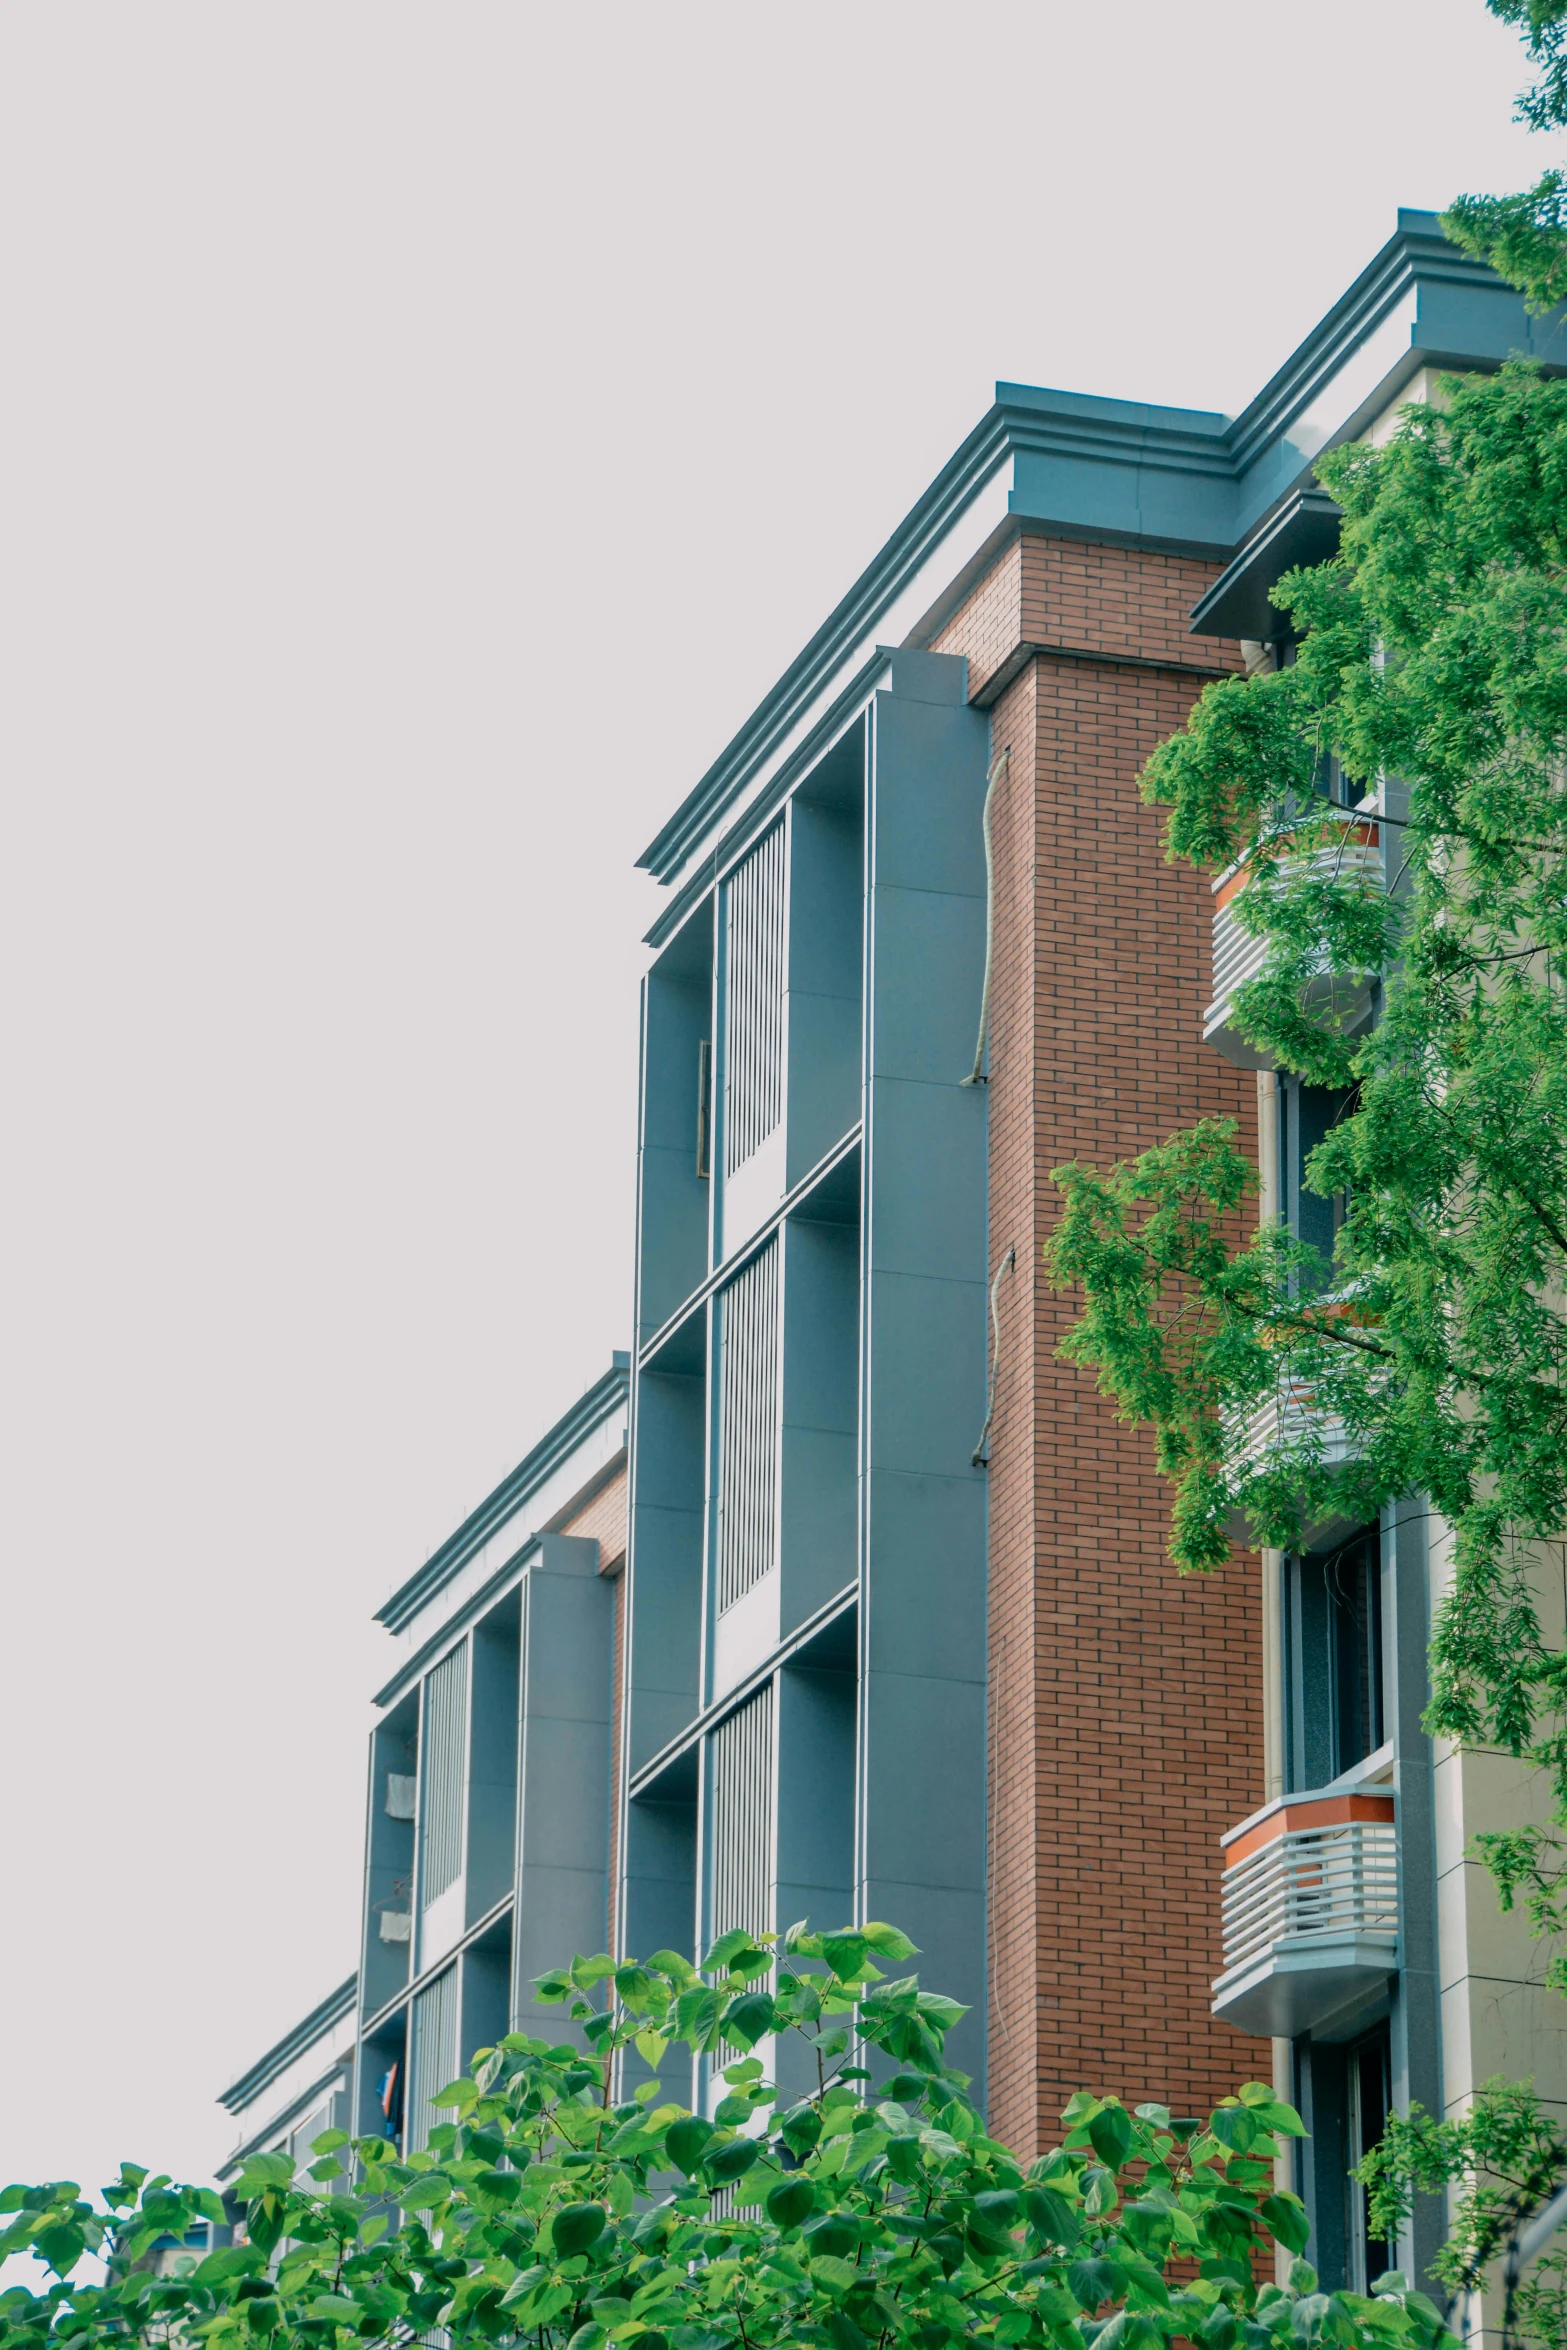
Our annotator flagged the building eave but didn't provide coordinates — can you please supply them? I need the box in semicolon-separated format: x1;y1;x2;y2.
634;210;1567;903
634;404;1015;884
217;1975;358;2114
633;387;1243;888
374;1356;630;1636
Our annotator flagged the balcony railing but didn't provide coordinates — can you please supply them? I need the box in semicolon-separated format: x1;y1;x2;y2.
1223;1319;1385;1547
1211;1781;1397;2037
1203;819;1383;1070
1226;1385;1354;1478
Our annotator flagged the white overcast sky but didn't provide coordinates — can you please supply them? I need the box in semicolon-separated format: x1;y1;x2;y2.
0;0;1548;2203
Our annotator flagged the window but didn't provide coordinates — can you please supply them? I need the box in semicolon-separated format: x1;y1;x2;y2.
723;826;786;1177
1285;1531;1385;1791
715;1242;780;1613
420;1643;467;1907
710;1685;773;1947
1347;2027;1393;2288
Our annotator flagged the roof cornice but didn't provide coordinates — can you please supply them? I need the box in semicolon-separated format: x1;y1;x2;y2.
634;392;1241;887
636;211;1565;898
374;1356;630;1635
634;406;1015;883
1223;215;1429;477
217;1975;357;2114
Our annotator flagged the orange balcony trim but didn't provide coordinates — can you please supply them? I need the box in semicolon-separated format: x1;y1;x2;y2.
1222;1791;1395;1868
1212;822;1381;912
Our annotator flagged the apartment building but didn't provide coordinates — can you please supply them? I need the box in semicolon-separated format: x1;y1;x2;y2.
218;1359;630;2183
616;205;1567;2286
219;209;1567;2298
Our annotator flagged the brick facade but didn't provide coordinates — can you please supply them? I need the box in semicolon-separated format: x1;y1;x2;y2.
560;1464;628;1569
938;532;1264;2153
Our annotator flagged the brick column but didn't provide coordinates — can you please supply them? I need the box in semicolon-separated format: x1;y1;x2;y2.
939;537;1266;2151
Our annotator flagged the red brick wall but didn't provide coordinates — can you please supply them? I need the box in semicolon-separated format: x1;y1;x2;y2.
937;536;1264;2155
935;531;1244;699
560;1466;628;1568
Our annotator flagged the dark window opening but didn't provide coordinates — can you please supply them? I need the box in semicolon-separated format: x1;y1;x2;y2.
1285;1530;1385;1792
1276;1078;1356;1295
1348;2028;1393;2288
1329;1535;1385;1776
1313;749;1363;810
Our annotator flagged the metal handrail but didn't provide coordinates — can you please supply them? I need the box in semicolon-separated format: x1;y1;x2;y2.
1220;1820;1398;1978
1225;1386;1355;1479
1208;836;1384;1013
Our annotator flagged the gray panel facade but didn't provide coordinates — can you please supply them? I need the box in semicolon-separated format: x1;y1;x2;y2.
620;648;991;2113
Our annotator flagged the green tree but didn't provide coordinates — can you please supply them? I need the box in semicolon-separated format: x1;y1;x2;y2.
1047;359;1567;1902
1446;2;1567;308
1044;0;1567;1993
0;1928;1450;2350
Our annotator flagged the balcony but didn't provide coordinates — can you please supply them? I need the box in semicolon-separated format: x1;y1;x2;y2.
1211;1776;1397;2037
1203;819;1383;1071
1223;1381;1364;1550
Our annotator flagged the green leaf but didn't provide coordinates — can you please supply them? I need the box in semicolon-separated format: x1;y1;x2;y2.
398;2173;452;2209
1260;2192;1311;2254
805;2213;860;2260
1024;2185;1080;2247
974;2187;1022;2229
432;2077;480;2112
664;2118;715;2176
1246;2098;1306;2138
765;2177;816;2230
858;1923;918;1960
571;1953;618;1987
1087;2103;1136;2170
646;1949;699;1983
552;2202;608;2255
808;2255;861;2293
237;2152;294;2190
472;2166;522;2208
720;1992;775;2049
1209;2103;1261;2155
1069;2257;1127;2310
1083;2165;1118;2217
32;2226;84;2277
705;2139;758;2183
822;1935;869;1980
703;1930;762;1972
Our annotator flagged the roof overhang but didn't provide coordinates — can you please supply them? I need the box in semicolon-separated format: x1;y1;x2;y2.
1189;488;1343;641
636;211;1567;898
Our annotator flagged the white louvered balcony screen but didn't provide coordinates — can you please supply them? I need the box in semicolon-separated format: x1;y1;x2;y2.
716;1241;780;1614
420;1642;467;1906
724;824;786;1176
409;1966;458;2152
710;1684;774;1946
1220;1819;1398;1979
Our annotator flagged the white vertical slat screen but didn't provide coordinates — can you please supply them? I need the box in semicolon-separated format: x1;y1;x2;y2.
409;1966;458;2153
710;1683;774;1947
420;1642;468;1906
723;824;786;1177
716;1240;780;1614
